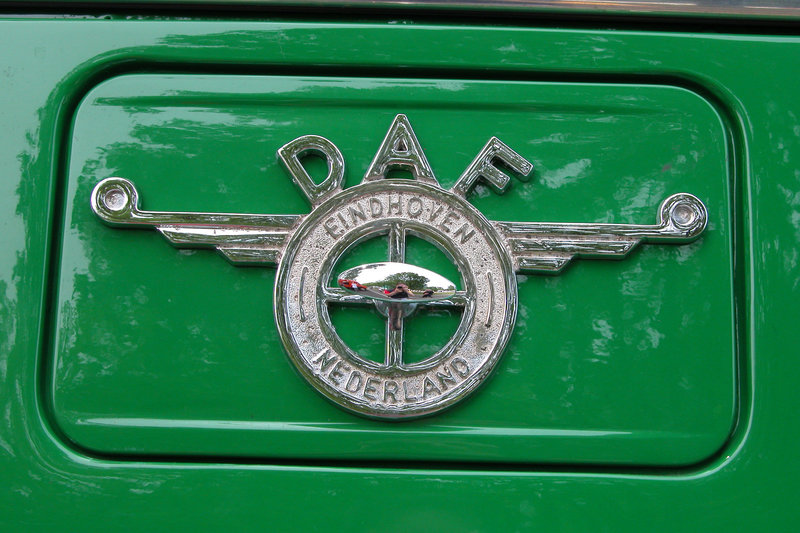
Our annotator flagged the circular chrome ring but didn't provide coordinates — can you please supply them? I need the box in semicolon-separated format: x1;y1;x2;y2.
275;181;517;419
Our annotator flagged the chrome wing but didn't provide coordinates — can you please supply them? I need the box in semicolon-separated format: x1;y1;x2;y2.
91;177;302;266
491;193;708;273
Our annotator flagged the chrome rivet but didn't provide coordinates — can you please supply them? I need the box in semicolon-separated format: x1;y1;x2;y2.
672;203;696;227
103;187;128;212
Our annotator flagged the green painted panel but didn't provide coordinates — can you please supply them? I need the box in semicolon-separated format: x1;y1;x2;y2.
52;73;734;464
2;16;798;533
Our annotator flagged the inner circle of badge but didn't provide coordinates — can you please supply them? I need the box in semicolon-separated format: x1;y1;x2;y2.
275;181;516;417
90;113;708;419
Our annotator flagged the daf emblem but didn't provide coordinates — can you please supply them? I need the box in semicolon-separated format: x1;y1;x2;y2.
91;114;708;419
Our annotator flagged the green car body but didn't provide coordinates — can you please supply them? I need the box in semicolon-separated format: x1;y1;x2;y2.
1;3;798;530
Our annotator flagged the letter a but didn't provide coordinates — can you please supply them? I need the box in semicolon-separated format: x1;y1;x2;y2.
364;114;438;185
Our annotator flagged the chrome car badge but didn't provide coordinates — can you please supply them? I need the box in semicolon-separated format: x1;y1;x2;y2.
91;114;707;419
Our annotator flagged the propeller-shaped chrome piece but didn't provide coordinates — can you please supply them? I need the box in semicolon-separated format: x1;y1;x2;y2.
338;262;457;303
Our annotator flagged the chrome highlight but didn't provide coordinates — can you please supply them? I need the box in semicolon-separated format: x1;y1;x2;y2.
299;266;308;322
337;262;457;303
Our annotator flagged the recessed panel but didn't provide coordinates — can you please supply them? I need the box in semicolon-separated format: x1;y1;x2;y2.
52;74;735;465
